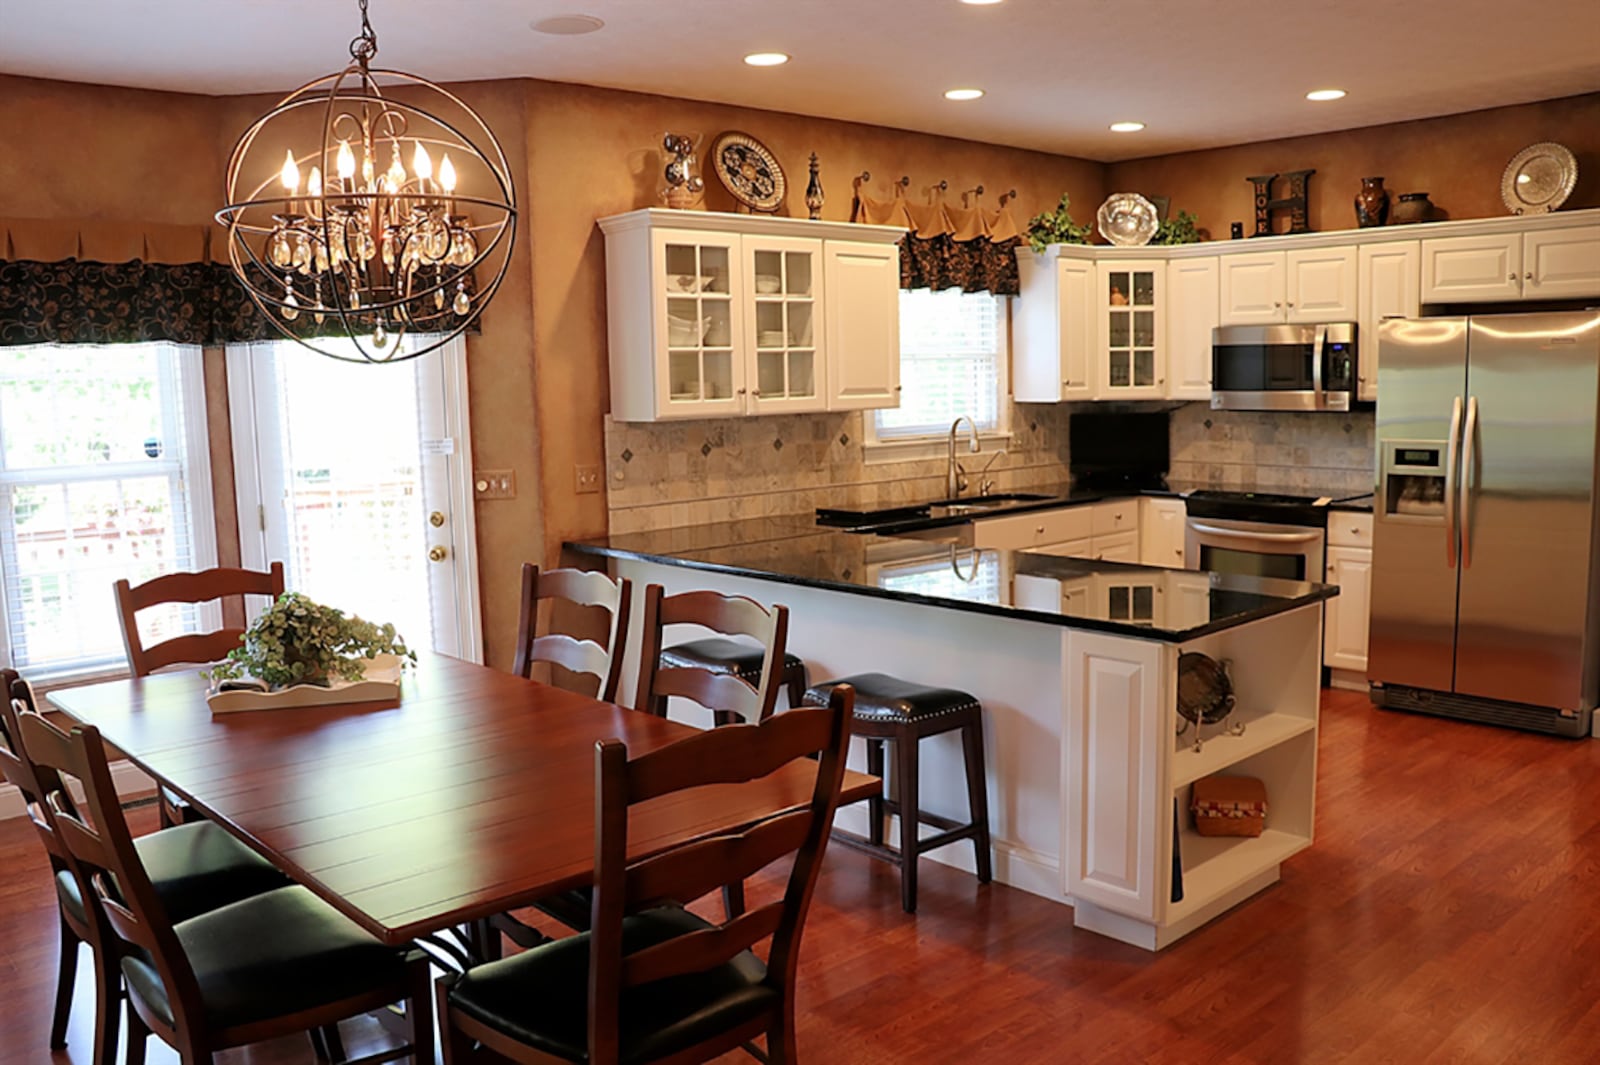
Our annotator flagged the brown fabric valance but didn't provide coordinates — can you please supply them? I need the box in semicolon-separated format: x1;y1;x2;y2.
2;217;213;265
852;195;1023;295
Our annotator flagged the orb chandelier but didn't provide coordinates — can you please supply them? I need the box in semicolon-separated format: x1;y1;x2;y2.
216;0;516;363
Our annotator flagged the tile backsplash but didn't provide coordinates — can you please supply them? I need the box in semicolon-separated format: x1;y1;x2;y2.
604;402;1074;534
604;401;1378;533
1168;403;1375;496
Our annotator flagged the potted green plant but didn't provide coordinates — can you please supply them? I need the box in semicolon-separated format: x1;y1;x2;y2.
1026;193;1094;253
206;592;415;691
1150;209;1202;246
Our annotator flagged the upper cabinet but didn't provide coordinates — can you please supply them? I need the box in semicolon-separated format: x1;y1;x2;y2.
598;209;905;421
1165;257;1218;401
1357;241;1420;403
1219;247;1358;325
1013;253;1095;402
1098;261;1167;399
1420;224;1600;303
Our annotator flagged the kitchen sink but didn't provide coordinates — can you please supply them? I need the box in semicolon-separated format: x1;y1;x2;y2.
932;492;1055;509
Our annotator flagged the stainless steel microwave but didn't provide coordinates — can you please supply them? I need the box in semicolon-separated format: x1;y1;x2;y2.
1211;323;1358;412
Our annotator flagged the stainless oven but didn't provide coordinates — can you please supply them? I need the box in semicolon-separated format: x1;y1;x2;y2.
1184;515;1325;582
1212;322;1357;412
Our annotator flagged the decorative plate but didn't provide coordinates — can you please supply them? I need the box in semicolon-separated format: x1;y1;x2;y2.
1096;192;1160;246
711;131;786;212
1176;652;1236;727
1501;142;1577;215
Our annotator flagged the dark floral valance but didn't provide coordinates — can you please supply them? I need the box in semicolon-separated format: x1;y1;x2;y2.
852;195;1023;296
0;259;236;347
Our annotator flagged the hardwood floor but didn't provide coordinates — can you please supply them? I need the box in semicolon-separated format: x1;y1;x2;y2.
6;690;1600;1063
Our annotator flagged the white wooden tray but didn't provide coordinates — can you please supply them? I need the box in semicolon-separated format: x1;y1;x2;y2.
206;655;403;714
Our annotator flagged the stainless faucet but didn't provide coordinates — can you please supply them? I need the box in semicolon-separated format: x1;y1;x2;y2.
946;416;980;498
978;449;1008;496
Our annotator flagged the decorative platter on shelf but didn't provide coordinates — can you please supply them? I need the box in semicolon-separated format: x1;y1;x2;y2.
1176;651;1236;737
1097;192;1160;246
206;654;403;714
1501;142;1577;215
711;131;787;213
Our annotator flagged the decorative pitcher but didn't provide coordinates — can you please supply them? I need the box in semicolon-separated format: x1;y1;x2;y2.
1354;176;1389;228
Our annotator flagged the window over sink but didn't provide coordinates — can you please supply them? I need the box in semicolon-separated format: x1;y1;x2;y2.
868;288;1009;451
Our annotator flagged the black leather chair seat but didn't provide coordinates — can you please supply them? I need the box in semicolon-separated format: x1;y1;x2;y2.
804;673;979;722
450;905;775;1065
121;885;406;1031
659;638;802;684
54;819;289;926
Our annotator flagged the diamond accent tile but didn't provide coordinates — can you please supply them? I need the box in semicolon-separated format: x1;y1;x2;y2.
621;448;633;463
700;442;713;457
772;437;784;451
839;433;849;447
1203;419;1214;430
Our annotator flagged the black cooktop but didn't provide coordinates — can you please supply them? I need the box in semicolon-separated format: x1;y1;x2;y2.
1185;488;1368;526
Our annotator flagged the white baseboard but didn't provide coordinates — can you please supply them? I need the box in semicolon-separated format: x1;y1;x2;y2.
0;760;156;820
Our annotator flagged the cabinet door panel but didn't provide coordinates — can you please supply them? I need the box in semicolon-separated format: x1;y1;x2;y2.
1064;632;1165;921
1286;246;1358;322
824;241;900;410
1094;530;1140;562
1098;261;1166;399
1139;498;1187;568
649;228;747;419
744;235;826;414
1219;252;1285;325
1420;234;1522;302
1524;226;1600;300
1059;258;1096;400
1357;241;1420;403
1323;545;1372;672
1165;257;1217;400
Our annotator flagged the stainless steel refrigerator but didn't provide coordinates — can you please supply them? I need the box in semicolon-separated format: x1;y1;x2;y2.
1369;311;1600;737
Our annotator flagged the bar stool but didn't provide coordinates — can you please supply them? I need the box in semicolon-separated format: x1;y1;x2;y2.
803;672;992;913
658;638;809;722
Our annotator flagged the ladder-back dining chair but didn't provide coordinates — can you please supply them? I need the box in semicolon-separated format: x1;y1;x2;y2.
19;709;432;1065
438;684;854;1065
511;563;632;702
0;670;290;1065
633;584;790;727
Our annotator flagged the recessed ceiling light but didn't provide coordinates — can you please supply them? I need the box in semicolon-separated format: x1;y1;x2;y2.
744;52;790;67
944;88;985;101
1110;121;1146;133
1306;88;1347;101
960;0;1006;5
530;14;605;35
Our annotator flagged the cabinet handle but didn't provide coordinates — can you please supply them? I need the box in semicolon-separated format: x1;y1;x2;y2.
751;390;761;397
895;385;904;391
1036;526;1045;534
1509;273;1518;281
1524;271;1534;280
1286;301;1295;307
1157;377;1164;385
1273;301;1282;308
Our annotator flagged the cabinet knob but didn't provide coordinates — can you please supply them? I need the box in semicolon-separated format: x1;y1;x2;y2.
1157;377;1164;385
751;390;761;397
1286;301;1295;307
736;388;747;395
895;385;904;391
1524;271;1534;280
1036;526;1045;534
1273;301;1282;308
1509;273;1518;281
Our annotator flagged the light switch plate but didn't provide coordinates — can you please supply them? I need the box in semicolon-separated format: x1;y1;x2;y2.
475;469;516;499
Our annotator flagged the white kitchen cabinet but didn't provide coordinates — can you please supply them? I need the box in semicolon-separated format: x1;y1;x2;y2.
1164;257;1217;400
1098;261;1166;399
1323;512;1373;689
1357;241;1420;402
1220;247;1358;326
1139;497;1187;568
1094;530;1140;563
1421;225;1600;303
1014;251;1095;402
598;208;905;421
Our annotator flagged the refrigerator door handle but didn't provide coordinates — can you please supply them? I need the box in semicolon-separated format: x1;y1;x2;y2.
1444;395;1462;569
1460;395;1479;569
1311;324;1326;409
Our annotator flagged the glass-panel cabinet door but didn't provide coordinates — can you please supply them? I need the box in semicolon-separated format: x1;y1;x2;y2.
1098;261;1165;398
652;229;745;418
742;235;826;414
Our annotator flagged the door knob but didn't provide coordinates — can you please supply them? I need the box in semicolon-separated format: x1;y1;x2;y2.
428;545;448;562
429;511;446;528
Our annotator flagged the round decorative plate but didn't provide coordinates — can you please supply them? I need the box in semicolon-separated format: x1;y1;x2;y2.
1501;142;1577;215
1177;652;1236;727
711;131;786;212
1097;192;1159;246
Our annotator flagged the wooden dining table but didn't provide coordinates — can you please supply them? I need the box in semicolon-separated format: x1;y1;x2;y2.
47;652;878;947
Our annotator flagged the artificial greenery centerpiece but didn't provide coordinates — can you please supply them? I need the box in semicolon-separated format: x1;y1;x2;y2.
205;592;415;689
1150;209;1202;246
1026;193;1094;253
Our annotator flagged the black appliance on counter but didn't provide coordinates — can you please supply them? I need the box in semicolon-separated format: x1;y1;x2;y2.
1068;410;1169;491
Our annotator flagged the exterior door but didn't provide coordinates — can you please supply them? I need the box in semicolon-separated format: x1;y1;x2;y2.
1454;313;1599;709
228;337;481;660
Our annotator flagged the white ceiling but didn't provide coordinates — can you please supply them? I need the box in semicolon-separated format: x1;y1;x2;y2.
3;0;1597;162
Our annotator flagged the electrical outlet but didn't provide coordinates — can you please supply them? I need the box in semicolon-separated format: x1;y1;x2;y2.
474;469;516;499
575;464;601;494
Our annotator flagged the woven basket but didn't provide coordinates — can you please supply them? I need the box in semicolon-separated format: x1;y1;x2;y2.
1190;774;1267;838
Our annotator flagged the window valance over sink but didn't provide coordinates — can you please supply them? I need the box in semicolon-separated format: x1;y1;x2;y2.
852;195;1023;296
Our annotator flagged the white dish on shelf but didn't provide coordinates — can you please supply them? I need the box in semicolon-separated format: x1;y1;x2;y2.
206;655;402;714
758;330;786;347
754;275;782;294
667;314;709;346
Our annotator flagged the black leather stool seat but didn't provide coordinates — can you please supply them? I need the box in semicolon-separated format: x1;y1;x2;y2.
660;638;802;683
449;905;775;1065
802;672;979;721
55;820;289;927
121;884;408;1031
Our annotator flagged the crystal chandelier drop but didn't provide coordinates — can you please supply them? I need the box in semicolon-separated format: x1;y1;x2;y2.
216;0;516;363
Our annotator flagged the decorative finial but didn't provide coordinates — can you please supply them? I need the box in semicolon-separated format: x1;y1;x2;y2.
805;152;824;220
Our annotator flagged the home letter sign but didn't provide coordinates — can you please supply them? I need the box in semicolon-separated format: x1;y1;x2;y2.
1246;170;1315;236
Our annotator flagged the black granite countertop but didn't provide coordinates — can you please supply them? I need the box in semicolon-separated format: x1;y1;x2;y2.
566;517;1336;643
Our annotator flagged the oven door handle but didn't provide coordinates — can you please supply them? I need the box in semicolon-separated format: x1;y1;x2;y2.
1186;521;1324;544
1311;324;1326;409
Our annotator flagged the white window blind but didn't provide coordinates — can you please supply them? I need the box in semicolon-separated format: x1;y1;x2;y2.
0;343;213;676
874;288;1006;441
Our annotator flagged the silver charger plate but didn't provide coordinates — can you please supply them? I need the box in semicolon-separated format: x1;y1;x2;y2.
1097;192;1160;246
1501;142;1577;215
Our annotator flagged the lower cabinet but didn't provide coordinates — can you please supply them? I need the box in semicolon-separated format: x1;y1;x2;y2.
1139;497;1187;568
1322;512;1373;688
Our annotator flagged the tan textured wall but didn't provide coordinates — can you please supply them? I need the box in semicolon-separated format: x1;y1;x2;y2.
1105;94;1600;238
